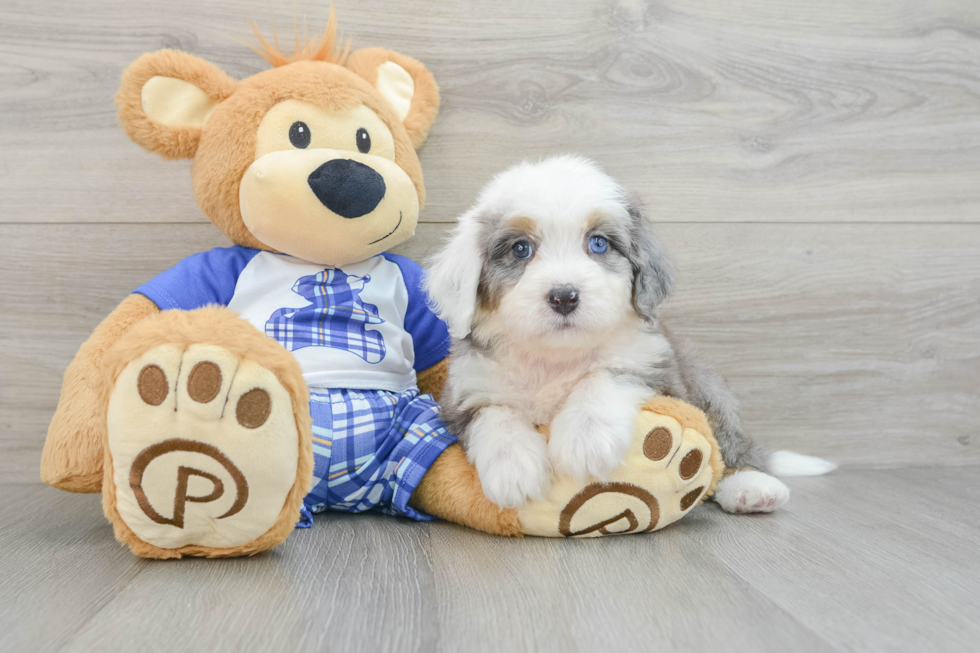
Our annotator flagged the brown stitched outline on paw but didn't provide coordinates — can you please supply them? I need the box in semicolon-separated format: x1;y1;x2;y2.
642;426;673;461
680;486;705;511
137;364;168;406
236;388;271;428
187;361;222;403
558;482;659;537
595;509;640;535
679;449;703;480
129;438;249;528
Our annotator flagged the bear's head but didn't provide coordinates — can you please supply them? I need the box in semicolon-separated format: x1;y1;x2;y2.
116;15;439;266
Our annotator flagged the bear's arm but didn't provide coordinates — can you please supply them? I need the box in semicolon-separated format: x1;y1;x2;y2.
41;246;260;492
417;357;449;402
41;293;160;492
380;252;452;383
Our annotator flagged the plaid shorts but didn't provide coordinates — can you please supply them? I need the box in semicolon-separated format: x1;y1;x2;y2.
296;387;456;527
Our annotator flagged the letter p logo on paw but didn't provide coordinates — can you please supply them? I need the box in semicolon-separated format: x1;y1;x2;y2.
129;439;249;528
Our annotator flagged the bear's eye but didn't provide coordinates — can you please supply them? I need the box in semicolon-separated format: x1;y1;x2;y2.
289;121;311;149
356;127;371;154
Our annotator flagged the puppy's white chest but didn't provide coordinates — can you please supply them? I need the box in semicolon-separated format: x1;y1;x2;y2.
492;359;591;425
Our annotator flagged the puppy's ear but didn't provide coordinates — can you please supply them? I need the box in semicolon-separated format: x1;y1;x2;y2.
627;198;675;320
346;48;440;149
116;50;237;160
424;213;484;339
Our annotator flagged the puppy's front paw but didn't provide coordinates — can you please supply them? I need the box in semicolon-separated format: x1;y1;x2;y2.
714;471;790;514
468;407;551;509
477;448;551;509
548;407;633;482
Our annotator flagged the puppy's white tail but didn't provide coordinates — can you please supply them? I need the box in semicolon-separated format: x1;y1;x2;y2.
767;451;837;477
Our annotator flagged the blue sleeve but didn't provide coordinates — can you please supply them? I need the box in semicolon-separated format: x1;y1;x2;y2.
383;253;452;372
133;246;261;310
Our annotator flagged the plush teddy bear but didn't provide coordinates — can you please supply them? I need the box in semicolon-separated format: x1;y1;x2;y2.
40;16;723;558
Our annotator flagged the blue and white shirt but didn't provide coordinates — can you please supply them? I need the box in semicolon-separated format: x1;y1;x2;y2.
134;247;450;393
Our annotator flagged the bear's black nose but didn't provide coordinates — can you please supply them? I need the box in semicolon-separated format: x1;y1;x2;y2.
307;159;386;218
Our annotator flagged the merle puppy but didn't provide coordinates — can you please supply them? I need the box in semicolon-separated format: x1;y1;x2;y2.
425;156;833;511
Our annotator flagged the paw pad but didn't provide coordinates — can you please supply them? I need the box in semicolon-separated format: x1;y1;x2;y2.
137;364;168;406
679;449;703;480
680;486;706;511
642;426;672;461
236;388;271;428
186;361;222;403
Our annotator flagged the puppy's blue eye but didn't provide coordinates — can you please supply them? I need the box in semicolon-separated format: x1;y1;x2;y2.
589;235;608;255
512;240;533;260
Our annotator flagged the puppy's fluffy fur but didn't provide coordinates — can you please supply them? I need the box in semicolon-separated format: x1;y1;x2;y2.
425;156;829;511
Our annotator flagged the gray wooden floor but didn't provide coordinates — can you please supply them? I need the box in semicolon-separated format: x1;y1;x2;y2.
2;0;979;651
2;467;979;653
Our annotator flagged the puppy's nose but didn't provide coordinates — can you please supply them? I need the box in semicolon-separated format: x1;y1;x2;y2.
547;285;579;316
308;159;386;218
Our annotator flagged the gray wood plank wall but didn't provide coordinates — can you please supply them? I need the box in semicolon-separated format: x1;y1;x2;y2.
2;0;978;483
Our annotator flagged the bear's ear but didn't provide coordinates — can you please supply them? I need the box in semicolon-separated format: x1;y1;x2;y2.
116;50;237;160
346;48;440;149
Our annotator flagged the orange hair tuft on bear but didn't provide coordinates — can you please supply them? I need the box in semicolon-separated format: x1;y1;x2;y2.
246;8;351;68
